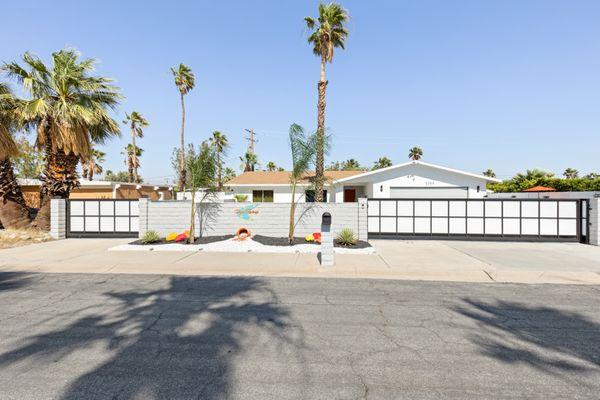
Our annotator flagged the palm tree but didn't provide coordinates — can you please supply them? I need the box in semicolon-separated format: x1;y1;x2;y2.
305;2;349;202
408;147;423;161
123;144;143;183
3;49;121;230
239;151;258;172
341;158;362;170
209;130;228;189
123;111;148;183
266;161;278;172
373;156;392;170
0;82;31;229
563;168;579;179
82;149;105;181
171;63;195;191
483;169;496;178
223;167;236;183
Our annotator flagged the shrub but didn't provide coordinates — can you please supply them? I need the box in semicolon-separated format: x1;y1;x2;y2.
234;194;248;202
141;230;161;244
336;228;357;246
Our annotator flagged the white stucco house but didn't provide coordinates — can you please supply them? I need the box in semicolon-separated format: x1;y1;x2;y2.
226;161;501;203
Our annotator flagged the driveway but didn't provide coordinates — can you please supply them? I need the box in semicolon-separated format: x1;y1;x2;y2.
1;239;600;284
0;273;598;399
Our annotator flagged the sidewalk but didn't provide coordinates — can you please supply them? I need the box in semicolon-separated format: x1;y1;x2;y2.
1;238;600;284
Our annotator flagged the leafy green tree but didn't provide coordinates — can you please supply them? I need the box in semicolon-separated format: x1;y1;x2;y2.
372;156;392;170
341;158;362;170
266;161;278;172
12;134;44;178
305;2;349;202
483;168;496;178
408;147;423;160
563;168;579;179
186;142;217;243
123;111;149;183
487;168;600;193
171;63;195;191
326;161;341;171
104;170;131;182
223;167;236;183
4;49;121;229
171;144;196;187
585;172;600;179
287;124;318;244
209;131;229;189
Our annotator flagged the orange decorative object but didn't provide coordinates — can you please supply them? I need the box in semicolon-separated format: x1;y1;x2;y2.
313;232;322;243
234;227;251;241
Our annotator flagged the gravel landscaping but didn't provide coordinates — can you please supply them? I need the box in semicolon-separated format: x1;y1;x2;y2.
252;234;371;249
130;235;234;246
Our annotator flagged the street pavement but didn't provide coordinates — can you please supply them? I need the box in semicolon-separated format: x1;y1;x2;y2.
0;272;599;399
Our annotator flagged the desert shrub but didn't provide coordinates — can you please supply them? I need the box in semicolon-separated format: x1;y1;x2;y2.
336;228;357;246
141;230;161;244
234;194;248;202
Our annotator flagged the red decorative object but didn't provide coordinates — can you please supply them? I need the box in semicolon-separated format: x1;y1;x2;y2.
235;227;251;241
313;232;322;243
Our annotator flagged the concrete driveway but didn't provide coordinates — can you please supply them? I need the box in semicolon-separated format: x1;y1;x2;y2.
1;239;600;284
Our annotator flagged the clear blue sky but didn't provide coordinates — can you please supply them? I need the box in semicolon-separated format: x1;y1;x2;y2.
2;0;600;183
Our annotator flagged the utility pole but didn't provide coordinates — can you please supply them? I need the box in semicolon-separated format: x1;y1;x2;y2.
244;128;258;153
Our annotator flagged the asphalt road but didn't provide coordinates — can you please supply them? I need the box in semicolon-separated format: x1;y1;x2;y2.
0;272;599;399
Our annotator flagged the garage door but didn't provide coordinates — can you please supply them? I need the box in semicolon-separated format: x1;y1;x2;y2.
389;187;469;199
367;198;588;243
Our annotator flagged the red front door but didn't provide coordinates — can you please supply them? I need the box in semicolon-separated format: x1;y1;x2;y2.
343;188;356;202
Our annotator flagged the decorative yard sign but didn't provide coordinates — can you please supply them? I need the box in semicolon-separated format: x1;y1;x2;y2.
235;204;259;221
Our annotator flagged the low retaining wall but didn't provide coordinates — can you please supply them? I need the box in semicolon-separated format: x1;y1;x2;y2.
138;198;368;241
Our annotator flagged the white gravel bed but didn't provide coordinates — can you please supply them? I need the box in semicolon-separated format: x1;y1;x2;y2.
109;238;376;254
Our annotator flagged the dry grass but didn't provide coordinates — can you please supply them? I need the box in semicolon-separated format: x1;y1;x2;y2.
0;228;53;249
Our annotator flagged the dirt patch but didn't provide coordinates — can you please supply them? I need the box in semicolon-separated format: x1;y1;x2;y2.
129;235;234;246
252;234;371;249
0;229;53;249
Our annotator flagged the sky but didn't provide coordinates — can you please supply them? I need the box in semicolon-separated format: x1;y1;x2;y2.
2;0;600;184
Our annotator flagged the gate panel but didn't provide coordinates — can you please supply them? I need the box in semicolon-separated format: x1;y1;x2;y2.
367;198;585;242
67;199;139;238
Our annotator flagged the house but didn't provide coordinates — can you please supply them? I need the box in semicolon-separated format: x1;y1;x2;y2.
18;179;173;208
226;161;501;203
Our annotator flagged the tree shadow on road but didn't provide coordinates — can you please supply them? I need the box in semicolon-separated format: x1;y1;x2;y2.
452;298;600;374
0;276;304;399
0;272;33;292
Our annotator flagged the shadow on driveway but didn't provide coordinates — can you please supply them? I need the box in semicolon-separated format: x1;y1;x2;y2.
0;276;304;399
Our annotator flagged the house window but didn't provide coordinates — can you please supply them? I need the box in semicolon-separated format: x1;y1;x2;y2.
305;190;327;202
252;190;274;202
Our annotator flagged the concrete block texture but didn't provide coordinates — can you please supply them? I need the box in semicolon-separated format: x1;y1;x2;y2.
50;198;66;239
142;200;366;240
590;198;599;246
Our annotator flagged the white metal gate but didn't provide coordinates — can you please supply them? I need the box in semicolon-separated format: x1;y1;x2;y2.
66;199;139;238
367;198;588;242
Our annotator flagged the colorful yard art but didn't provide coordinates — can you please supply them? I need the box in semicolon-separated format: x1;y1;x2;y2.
236;204;259;221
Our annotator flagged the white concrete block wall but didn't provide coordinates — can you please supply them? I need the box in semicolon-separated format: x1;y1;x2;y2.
50;198;66;239
589;198;600;246
141;200;368;240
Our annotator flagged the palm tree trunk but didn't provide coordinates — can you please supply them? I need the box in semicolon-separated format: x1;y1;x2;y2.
0;158;32;229
178;92;187;191
127;157;134;184
314;57;328;202
131;126;138;183
34;147;80;231
188;186;196;244
288;182;297;244
217;151;222;190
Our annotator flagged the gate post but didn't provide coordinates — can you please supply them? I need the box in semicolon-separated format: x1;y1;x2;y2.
358;198;368;241
50;198;66;240
589;198;600;246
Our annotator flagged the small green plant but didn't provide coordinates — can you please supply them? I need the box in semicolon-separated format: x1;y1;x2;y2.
336;228;357;246
140;230;161;244
234;194;248;202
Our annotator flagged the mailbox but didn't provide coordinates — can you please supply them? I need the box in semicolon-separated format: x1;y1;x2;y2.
322;212;332;226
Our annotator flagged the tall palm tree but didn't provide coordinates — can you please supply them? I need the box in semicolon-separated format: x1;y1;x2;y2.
239;151;258;172
123;111;148;183
209;130;228;189
305;2;349;202
82;148;105;181
171;63;195;191
3;49;121;229
483;169;496;178
563;168;579;179
123;144;143;183
0;82;31;229
266;161;277;172
373;156;392;170
408;147;423;161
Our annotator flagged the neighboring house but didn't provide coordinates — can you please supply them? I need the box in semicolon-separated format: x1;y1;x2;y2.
18;179;173;208
226;161;501;203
